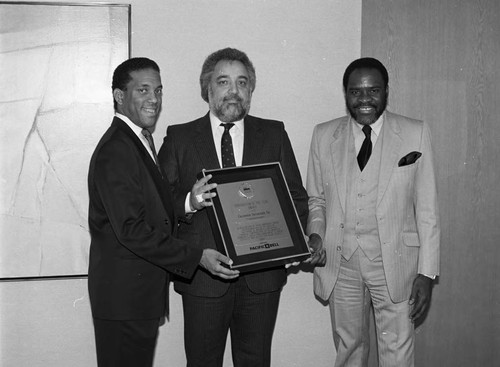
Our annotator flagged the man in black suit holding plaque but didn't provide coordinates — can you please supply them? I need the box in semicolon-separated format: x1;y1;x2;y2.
87;57;238;367
158;47;308;367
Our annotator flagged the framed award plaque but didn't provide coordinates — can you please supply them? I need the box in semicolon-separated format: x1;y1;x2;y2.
198;162;311;272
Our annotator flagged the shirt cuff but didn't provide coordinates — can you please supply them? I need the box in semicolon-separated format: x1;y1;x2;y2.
420;273;436;280
185;193;196;213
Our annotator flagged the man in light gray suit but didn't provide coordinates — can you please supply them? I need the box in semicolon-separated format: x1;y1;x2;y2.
306;58;440;367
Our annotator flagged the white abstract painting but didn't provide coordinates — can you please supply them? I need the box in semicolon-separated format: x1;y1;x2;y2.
0;2;129;278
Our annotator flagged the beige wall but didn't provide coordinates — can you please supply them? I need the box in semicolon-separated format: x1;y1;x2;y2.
361;1;500;366
1;1;361;366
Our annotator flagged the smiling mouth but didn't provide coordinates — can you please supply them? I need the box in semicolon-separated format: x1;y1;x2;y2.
143;108;157;115
357;106;375;113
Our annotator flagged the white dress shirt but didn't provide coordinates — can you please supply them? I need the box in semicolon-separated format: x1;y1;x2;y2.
209;112;244;167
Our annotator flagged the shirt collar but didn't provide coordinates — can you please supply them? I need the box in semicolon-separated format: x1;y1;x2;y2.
352;112;384;137
209;111;244;131
115;112;145;137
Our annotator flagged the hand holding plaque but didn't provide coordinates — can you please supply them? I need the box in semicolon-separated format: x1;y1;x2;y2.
199;248;240;279
189;174;217;211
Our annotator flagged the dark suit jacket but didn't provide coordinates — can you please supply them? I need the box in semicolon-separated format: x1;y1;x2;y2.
87;117;203;320
158;113;308;297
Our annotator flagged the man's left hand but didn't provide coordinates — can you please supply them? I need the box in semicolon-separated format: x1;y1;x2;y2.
409;274;433;323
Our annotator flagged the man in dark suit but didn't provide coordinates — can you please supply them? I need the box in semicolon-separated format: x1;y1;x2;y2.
88;57;239;367
158;48;308;367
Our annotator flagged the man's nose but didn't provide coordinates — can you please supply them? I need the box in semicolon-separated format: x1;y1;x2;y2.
149;91;159;102
228;82;239;94
359;90;372;102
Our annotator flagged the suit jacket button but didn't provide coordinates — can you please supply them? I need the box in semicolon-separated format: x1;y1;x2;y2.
337;246;342;251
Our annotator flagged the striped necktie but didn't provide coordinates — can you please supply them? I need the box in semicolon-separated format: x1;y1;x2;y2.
141;129;163;176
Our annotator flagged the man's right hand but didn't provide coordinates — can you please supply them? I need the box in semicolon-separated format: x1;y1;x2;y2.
304;233;327;266
189;174;217;211
200;249;240;279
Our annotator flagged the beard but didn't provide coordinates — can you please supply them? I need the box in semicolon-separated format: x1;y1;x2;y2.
347;99;387;125
210;92;251;123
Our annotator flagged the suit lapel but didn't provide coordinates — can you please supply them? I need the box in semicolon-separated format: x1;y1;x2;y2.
330;117;350;214
377;112;402;206
193;113;221;169
242;115;264;165
113;118;174;218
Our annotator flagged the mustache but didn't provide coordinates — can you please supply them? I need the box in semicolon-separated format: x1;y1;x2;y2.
223;94;243;103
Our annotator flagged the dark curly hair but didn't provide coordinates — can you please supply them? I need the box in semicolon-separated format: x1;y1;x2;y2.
199;48;256;103
342;57;389;91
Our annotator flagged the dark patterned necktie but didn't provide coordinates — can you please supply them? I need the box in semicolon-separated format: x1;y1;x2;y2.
357;125;372;171
141;129;163;176
221;123;236;168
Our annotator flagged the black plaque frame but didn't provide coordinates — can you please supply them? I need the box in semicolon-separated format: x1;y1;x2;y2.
199;162;310;272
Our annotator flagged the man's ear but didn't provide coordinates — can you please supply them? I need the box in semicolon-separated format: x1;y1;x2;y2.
113;89;123;106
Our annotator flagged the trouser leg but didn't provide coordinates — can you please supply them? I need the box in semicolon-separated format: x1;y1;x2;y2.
230;277;281;367
329;249;371;367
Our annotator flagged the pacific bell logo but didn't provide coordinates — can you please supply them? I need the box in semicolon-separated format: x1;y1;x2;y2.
249;242;280;251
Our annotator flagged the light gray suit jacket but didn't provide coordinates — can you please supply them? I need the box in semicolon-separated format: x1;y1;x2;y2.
306;111;440;302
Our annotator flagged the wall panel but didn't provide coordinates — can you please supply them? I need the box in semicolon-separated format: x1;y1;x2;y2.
361;1;500;365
